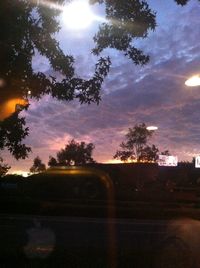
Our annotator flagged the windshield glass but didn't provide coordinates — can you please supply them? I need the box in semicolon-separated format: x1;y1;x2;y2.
0;0;200;267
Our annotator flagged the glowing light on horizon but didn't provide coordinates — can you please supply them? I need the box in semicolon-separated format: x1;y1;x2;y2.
105;159;123;164
10;171;30;177
105;159;137;164
185;75;200;87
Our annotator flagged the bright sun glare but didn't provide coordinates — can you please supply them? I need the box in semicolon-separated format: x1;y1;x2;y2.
62;0;95;30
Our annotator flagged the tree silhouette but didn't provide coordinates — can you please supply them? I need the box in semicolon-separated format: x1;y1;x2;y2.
0;1;112;106
49;139;96;166
0;157;10;177
174;0;200;5
140;144;159;162
91;0;156;65
0;0;157;110
0;0;111;158
0;113;31;159
0;0;156;158
30;156;46;173
161;150;170;156
48;156;58;167
114;123;159;162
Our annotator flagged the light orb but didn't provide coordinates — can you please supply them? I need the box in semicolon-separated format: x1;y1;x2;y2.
146;126;158;131
62;1;95;30
185;75;200;87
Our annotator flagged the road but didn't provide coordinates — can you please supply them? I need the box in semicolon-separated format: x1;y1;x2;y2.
1;214;200;267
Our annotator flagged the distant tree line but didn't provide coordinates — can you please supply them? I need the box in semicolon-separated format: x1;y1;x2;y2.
28;123;172;173
1;122;199;176
29;139;96;173
30;156;46;174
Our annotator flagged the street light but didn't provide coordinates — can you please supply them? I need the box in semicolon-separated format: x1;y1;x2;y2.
146;126;158;131
185;75;200;168
0;98;29;121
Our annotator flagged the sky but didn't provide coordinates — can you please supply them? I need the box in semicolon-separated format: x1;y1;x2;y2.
3;0;200;174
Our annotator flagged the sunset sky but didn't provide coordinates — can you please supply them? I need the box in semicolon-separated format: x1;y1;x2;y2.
3;0;200;174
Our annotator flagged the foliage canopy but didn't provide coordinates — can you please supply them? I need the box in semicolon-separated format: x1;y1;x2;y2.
30;156;46;173
0;113;31;159
48;139;96;166
0;157;10;177
0;0;157;106
114;123;159;162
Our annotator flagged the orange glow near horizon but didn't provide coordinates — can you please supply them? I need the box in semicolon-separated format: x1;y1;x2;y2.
105;159;138;164
105;159;156;164
104;159;123;164
9;170;30;177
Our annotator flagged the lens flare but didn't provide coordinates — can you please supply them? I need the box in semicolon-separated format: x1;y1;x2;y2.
34;0;106;31
62;1;95;30
0;98;28;120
